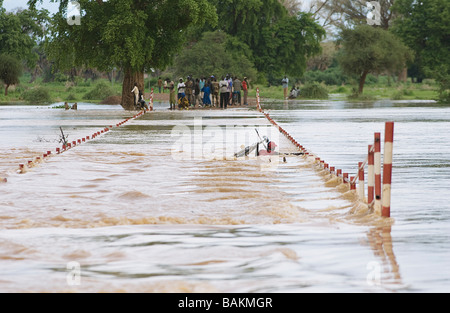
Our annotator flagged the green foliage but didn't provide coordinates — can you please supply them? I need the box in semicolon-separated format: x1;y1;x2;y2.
256;13;326;78
438;90;450;104
303;67;349;85
299;82;328;99
173;31;257;80
338;25;413;94
196;1;325;79
0;5;49;68
21;86;51;103
66;93;78;101
0;54;23;93
83;81;118;100
393;0;449;73
430;67;450;103
330;86;348;93
392;0;450;103
36;0;218;73
392;88;414;100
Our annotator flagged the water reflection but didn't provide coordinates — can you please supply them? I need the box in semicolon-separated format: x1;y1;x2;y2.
367;226;402;288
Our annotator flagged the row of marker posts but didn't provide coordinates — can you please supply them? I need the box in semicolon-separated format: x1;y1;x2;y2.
7;89;393;217
255;88;394;218
15;89;155;176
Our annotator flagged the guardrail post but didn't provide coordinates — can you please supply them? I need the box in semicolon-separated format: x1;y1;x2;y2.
382;122;394;217
368;144;374;206
358;162;365;202
374;133;382;215
150;88;154;111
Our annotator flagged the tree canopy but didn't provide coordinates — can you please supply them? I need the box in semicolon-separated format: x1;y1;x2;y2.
173;31;257;81
338;24;413;94
0;54;23;95
210;0;326;80
392;0;449;71
392;0;450;102
0;1;49;68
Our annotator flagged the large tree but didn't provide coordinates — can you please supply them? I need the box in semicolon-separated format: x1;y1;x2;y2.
257;12;325;79
29;0;217;110
0;54;23;96
204;0;325;80
338;24;412;94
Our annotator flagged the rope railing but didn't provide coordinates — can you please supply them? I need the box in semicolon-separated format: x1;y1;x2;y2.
13;89;157;175
255;88;394;218
14;110;154;176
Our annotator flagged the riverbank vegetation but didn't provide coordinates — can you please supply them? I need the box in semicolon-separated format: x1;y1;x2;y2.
0;0;448;106
0;71;438;104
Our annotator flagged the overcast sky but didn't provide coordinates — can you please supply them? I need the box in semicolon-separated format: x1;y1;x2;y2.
2;0;58;13
3;0;314;14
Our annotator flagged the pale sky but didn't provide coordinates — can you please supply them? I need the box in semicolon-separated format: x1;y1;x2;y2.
3;0;314;15
2;0;58;13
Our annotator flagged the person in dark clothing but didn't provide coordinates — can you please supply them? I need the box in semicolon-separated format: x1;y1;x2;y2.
219;76;229;109
193;78;201;107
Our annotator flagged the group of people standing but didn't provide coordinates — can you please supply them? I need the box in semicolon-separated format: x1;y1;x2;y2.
164;75;249;110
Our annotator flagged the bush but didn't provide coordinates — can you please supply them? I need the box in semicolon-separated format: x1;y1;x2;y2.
433;70;450;104
331;86;348;93
392;88;414;100
83;81;117;100
21;87;52;103
300;82;328;99
438;90;450;104
391;91;404;100
303;67;349;86
67;93;78;100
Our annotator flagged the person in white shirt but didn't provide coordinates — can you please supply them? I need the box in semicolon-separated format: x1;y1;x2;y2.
131;83;140;107
219;77;229;109
177;78;186;101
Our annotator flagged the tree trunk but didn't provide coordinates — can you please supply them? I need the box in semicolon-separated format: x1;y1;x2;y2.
358;70;369;94
121;68;144;110
5;84;9;96
398;67;407;83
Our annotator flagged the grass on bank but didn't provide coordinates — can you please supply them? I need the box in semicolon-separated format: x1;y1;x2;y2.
0;72;441;105
0;73;123;104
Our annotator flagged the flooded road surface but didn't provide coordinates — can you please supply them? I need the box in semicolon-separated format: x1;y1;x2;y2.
0;100;449;292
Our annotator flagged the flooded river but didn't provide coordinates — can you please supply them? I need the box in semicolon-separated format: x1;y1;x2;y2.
0;98;449;292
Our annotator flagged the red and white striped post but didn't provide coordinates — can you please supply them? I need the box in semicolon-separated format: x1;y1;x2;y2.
368;145;374;206
374;132;382;215
350;177;356;190
382;122;394;217
150;88;154;111
256;88;260;110
358;161;365;202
